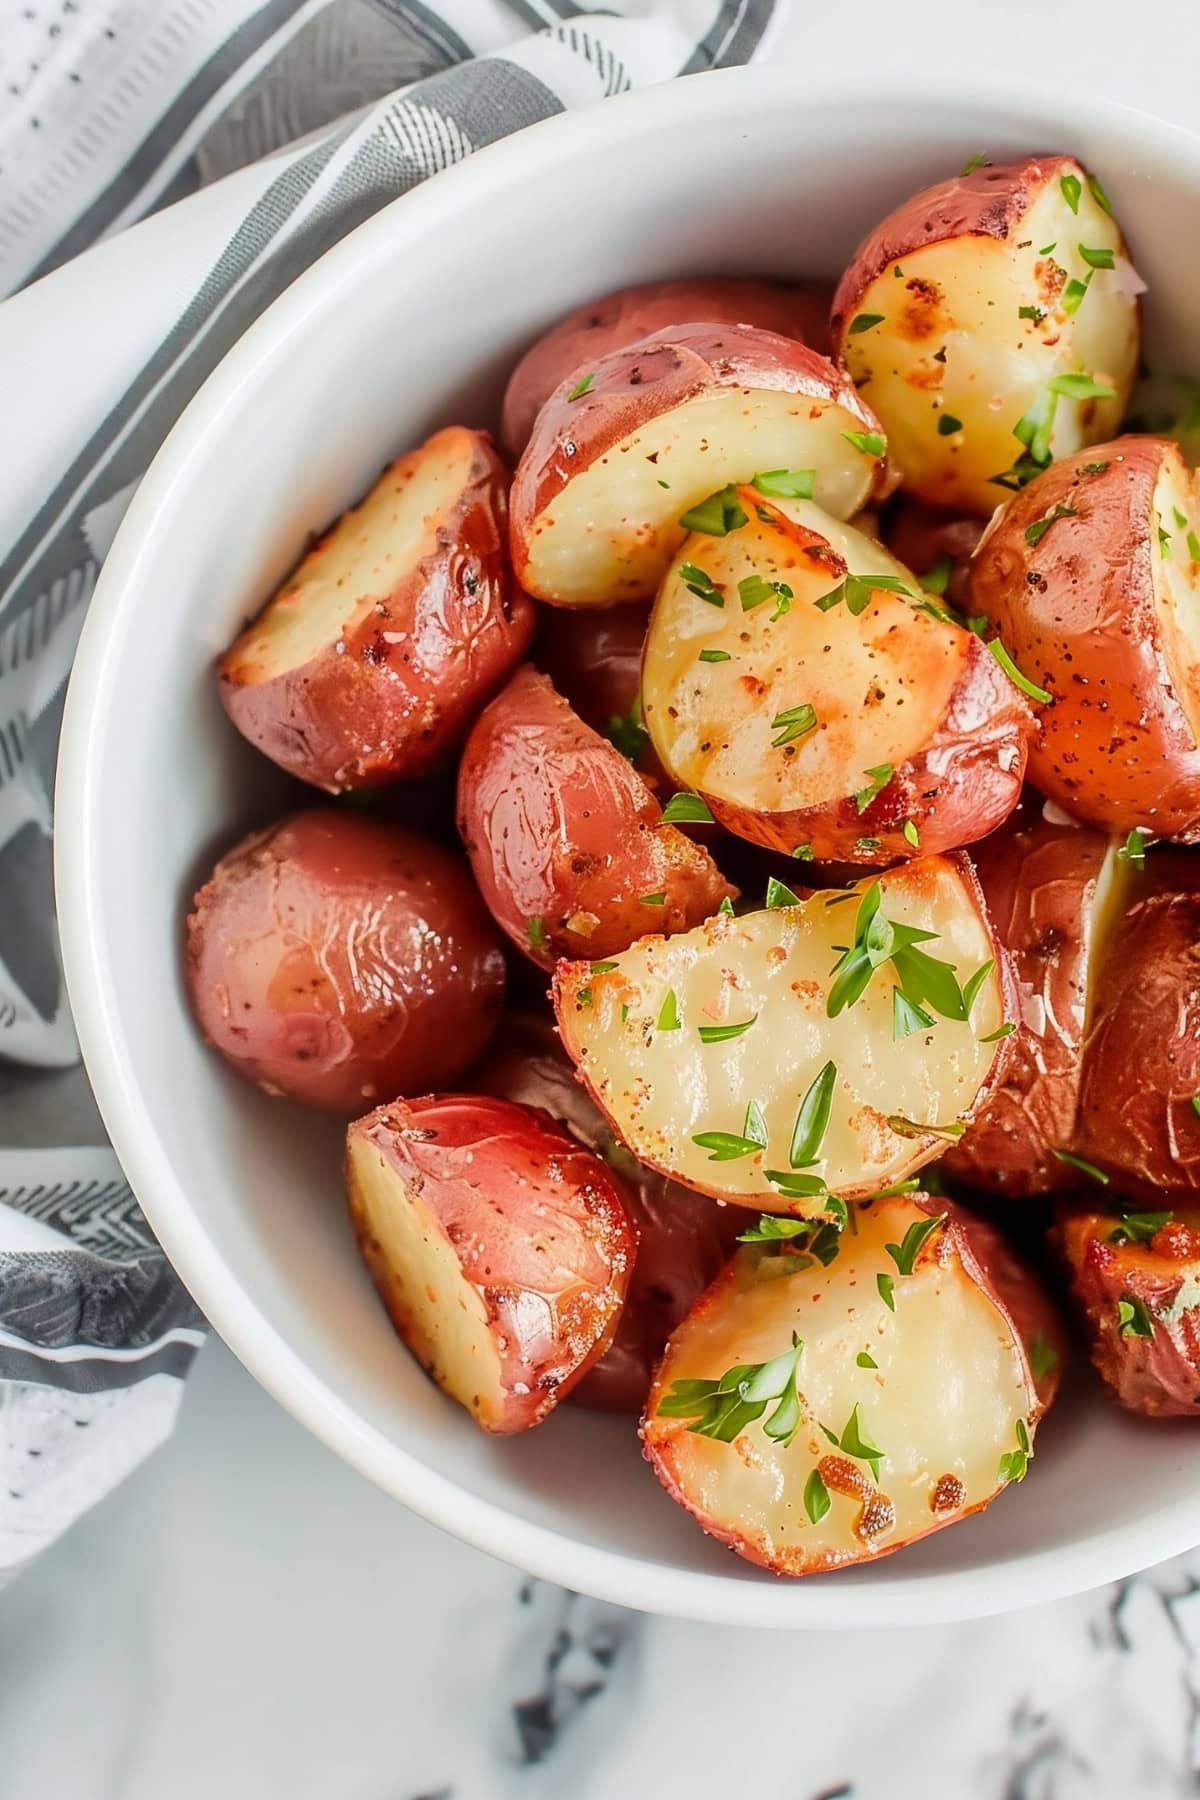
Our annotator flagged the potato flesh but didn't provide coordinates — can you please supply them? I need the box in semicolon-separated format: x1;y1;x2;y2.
843;177;1137;513
1153;458;1200;741
643;503;962;814
555;860;1005;1206
237;430;474;674
523;389;879;605
347;1134;505;1426
646;1202;1030;1571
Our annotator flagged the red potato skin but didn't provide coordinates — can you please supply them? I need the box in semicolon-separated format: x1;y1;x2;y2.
501;278;833;459
186;810;506;1113
456;666;735;968
830;156;1079;330
533;600;672;791
1057;1206;1200;1416
510;322;889;602
1074;881;1200;1196
946;804;1113;1197
641;1197;1063;1576
469;1013;742;1412
219;428;535;793
970;438;1200;838
882;497;985;612
347;1094;636;1431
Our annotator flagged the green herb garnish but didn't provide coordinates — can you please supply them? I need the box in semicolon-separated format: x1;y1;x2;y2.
856;1351;878;1369
1030;1330;1059;1381
1110;1211;1172;1246
902;819;920;848
849;313;885;335
988;638;1053;704
693;1099;768;1162
606;692;651;760
937;413;963;437
698;1015;758;1044
816;572;914;616
1051;1148;1109;1184
770;703;818;748
1117;1296;1155;1339
527;916;549;953
877;1272;895;1311
893;988;935;1041
842;429;887;457
1060;173;1082;213
1118;828;1149;870
854;763;894;813
836;1404;884;1481
789;1060;838;1169
566;372;595;400
662;792;715;824
1019;304;1046;323
885;1212;946;1275
804;1468;831;1523
656;1332;806;1444
753;467;816;499
765;877;803;909
1025;503;1077;547
699;648;731;663
678;485;748;536
961;152;991;175
657;989;681;1032
680;561;723;606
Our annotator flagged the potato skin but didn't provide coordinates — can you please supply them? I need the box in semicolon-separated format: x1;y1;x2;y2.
456;665;734;967
510;322;888;604
219;427;534;792
952;1204;1067;1414
971;438;1200;837
347;1094;636;1431
946;804;1115;1196
1075;881;1200;1195
1057;1205;1200;1416
501;277;833;459
881;498;984;612
186;810;506;1113
469;1013;742;1412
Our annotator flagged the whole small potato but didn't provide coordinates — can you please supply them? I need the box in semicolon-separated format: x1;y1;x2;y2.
500;276;833;459
219;426;533;792
470;1013;742;1412
457;665;734;967
346;1093;636;1431
1074;877;1200;1195
1057;1203;1200;1417
971;437;1200;838
831;156;1140;514
946;802;1130;1197
186;810;506;1112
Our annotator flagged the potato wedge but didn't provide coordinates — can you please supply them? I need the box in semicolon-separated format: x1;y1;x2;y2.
641;493;1031;864
971;437;1200;838
470;1013;741;1412
643;1196;1063;1576
553;856;1015;1211
510;323;891;607
1074;876;1200;1195
946;803;1131;1196
185;810;506;1113
219;426;533;792
500;277;833;459
831;156;1140;515
346;1094;636;1432
456;666;734;968
1057;1203;1200;1416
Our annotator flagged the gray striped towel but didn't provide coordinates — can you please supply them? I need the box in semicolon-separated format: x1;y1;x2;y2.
0;0;781;1582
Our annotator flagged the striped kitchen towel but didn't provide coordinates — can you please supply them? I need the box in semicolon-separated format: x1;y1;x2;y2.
0;0;782;1581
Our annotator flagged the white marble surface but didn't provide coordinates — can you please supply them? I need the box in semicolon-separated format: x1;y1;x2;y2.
6;3;1200;1794
3;1335;1200;1800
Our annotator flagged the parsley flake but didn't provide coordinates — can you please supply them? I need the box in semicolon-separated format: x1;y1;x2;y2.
566;372;595;400
1117;1296;1155;1339
698;1014;758;1044
849;312;885;335
1060;172;1082;213
753;467;816;499
1051;1148;1109;1184
661;792;714;825
842;429;887;457
770;703;818;748
678;485;747;537
657;989;681;1032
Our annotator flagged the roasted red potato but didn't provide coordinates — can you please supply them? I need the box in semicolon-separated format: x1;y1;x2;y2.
510;323;892;607
218;426;533;792
554;857;1016;1212
456;666;734;967
971;437;1200;838
346;1094;635;1431
1057;1204;1200;1416
643;1196;1064;1575
1074;876;1200;1195
641;493;1031;864
882;497;985;612
500;277;833;459
186;810;506;1112
831;156;1140;515
533;600;668;789
470;1013;742;1412
946;804;1130;1196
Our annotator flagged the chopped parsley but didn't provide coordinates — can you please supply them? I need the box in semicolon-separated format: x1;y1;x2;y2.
699;647;731;663
988;638;1053;704
1088;171;1114;214
1048;372;1117;401
854;763;894;813
1110;1211;1172;1246
765;876;803;909
1059;172;1082;213
887;1115;966;1141
789;1060;838;1168
849;312;885;335
804;1468;831;1523
893;988;935;1041
1030;1330;1059;1381
792;843;815;861
816;571;914;615
1117;1296;1155;1340
1024;503;1078;547
1019;304;1046;323
693;1099;768;1161
961;152;991;175
999;1417;1032;1484
1051;1148;1109;1184
877;1271;895;1311
640;891;666;906
527;915;549;953
1079;243;1115;269
1118;828;1149;870
842;429;887;457
657;989;681;1032
834;1404;884;1480
902;819;920;848
753;467;816;499
738;572;793;613
606;693;651;760
736;1214;810;1243
884;1212;946;1275
856;1351;878;1370
566;372;595;400
937;413;963;437
920;557;952;597
979;1021;1017;1043
656;1331;806;1445
770;703;818;747
680;561;724;606
698;1014;758;1044
661;792;715;824
678;484;748;537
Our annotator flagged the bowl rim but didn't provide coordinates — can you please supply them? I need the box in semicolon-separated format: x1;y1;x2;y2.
54;63;1200;1628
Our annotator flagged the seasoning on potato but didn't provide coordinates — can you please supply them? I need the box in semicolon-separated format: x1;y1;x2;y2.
186;810;506;1113
219;425;533;792
346;1093;637;1431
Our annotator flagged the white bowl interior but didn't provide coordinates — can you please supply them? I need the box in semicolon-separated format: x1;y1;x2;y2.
57;73;1200;1627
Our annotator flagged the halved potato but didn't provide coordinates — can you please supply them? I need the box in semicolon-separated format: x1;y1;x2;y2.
1057;1203;1200;1417
946;803;1132;1197
641;493;1031;864
643;1196;1063;1576
831;156;1140;514
552;856;1015;1211
971;437;1200;838
345;1093;636;1433
1075;877;1200;1195
510;322;892;607
469;1012;742;1413
456;666;734;967
500;277;833;459
219;426;533;792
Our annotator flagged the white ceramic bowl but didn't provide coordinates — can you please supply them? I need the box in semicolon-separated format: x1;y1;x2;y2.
56;69;1200;1627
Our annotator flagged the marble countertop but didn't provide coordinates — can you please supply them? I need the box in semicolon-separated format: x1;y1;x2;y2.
6;4;1200;1795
